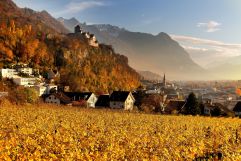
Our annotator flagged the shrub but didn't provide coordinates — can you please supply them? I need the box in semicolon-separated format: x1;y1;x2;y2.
8;86;39;104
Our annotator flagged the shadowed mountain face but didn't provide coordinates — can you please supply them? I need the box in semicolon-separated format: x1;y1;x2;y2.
59;18;207;80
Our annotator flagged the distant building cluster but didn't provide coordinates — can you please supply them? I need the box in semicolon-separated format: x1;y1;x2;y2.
0;63;136;111
145;74;180;100
0;63;40;87
0;63;59;96
44;91;135;110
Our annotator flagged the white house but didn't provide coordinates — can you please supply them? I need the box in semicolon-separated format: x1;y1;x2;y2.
0;68;18;78
34;85;47;96
45;94;60;104
13;77;39;86
46;84;58;94
87;93;98;107
17;67;33;75
109;91;135;110
64;92;97;108
34;84;58;96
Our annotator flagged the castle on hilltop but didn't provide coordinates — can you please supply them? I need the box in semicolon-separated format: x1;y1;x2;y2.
74;25;99;47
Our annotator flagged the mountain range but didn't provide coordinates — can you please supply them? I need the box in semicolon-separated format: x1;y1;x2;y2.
2;0;239;80
58;17;209;80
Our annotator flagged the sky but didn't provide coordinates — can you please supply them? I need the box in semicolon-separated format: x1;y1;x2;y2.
13;0;241;67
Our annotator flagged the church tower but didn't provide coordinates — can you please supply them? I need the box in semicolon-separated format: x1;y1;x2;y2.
163;73;166;88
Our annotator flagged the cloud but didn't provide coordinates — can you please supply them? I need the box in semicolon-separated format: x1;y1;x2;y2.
171;35;241;67
181;46;208;52
54;1;107;16
171;35;241;51
197;21;221;32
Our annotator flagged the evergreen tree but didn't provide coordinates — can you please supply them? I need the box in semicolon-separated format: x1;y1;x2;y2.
184;93;201;115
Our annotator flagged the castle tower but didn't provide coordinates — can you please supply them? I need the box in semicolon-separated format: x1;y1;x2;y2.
74;25;81;33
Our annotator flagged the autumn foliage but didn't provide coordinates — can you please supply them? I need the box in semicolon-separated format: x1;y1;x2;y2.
0;20;50;65
1;105;241;160
0;20;140;92
236;88;241;96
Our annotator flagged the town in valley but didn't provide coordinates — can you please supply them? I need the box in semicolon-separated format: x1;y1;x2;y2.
1;44;241;117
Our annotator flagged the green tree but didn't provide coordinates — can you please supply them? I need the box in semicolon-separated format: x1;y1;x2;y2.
24;88;39;104
184;93;200;115
9;87;39;104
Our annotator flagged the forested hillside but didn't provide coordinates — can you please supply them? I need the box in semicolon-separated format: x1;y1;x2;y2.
0;0;140;93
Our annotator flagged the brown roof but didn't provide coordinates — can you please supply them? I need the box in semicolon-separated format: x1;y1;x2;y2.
49;92;72;104
233;102;241;112
64;92;93;101
95;95;110;107
165;100;186;113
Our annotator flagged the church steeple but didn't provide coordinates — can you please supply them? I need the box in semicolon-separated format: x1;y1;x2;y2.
163;73;166;87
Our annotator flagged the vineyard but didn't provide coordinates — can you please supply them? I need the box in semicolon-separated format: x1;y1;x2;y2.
1;105;241;160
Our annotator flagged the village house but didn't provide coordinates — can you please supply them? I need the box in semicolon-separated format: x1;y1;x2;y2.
0;68;18;78
203;102;232;116
45;92;72;105
95;95;110;108
109;91;135;110
34;84;58;96
17;67;33;75
35;85;47;96
233;101;241;116
64;92;97;108
165;100;186;114
226;100;241;110
13;77;39;87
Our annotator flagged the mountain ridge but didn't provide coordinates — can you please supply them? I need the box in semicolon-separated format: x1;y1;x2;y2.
59;18;207;80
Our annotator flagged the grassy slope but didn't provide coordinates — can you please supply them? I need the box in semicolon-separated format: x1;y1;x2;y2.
0;105;241;160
